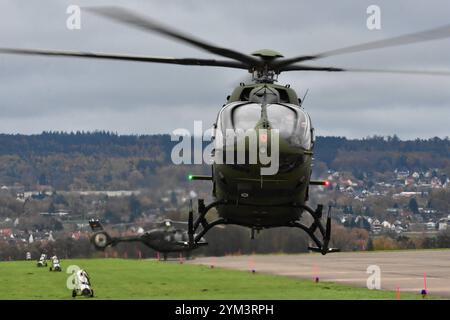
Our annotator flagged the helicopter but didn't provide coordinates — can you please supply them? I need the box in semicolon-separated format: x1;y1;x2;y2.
2;6;450;255
89;218;206;260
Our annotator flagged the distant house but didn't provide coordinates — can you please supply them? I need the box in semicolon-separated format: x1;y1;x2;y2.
0;228;12;237
381;221;391;229
386;208;400;215
423;209;437;215
438;218;448;231
426;222;436;230
40;210;69;217
393;191;425;199
394;225;405;234
396;170;410;180
371;219;381;234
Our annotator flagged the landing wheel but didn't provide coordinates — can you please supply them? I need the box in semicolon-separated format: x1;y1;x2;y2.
72;290;76;298
90;290;94;298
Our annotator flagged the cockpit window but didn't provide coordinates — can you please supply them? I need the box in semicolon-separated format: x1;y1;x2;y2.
221;103;312;150
266;105;297;138
231;105;260;131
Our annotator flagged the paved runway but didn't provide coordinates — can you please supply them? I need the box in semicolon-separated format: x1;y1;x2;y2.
189;250;450;297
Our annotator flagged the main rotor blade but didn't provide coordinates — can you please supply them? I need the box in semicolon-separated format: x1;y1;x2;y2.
275;23;450;68
283;64;450;76
86;6;259;67
281;65;344;72
342;67;450;76
0;47;248;69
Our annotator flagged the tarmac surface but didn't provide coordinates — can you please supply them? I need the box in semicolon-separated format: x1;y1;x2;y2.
189;250;450;297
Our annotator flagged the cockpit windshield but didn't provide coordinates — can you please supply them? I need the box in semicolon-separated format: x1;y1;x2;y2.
218;102;312;150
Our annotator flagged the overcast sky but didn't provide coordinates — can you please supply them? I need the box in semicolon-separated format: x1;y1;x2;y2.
0;0;449;139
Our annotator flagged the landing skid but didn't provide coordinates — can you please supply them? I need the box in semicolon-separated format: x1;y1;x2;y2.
186;199;340;255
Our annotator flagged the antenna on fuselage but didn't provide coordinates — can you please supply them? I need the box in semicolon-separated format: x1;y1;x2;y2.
300;89;309;107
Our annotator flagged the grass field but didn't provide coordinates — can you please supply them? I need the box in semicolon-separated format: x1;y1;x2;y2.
0;258;430;300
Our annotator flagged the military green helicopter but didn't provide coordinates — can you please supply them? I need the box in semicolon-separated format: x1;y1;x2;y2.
2;6;450;254
89;219;206;260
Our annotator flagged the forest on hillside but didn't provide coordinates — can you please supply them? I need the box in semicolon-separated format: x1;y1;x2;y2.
0;132;448;190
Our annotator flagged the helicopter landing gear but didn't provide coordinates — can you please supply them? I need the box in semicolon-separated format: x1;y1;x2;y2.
187;199;227;249
186;199;339;255
250;227;261;240
287;204;340;255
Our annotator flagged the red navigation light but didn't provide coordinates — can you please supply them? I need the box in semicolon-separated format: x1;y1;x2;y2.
259;133;268;143
324;180;330;187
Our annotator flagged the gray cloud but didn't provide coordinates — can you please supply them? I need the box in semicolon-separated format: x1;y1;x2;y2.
0;0;449;139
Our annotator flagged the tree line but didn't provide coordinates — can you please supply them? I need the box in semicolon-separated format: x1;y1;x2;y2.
0;132;448;190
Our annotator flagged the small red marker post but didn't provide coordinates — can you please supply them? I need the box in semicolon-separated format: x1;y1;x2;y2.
156;251;160;261
421;272;428;298
249;256;256;274
179;253;184;264
313;264;320;283
210;257;216;269
396;287;400;300
424;272;427;290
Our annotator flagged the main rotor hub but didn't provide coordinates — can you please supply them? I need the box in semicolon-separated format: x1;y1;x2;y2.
250;49;284;83
251;49;284;59
251;67;278;83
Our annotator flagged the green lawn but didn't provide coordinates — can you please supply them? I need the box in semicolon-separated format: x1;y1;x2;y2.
0;258;429;300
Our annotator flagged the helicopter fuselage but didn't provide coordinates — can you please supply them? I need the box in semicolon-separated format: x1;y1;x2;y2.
89;219;206;254
141;229;193;252
210;83;314;228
